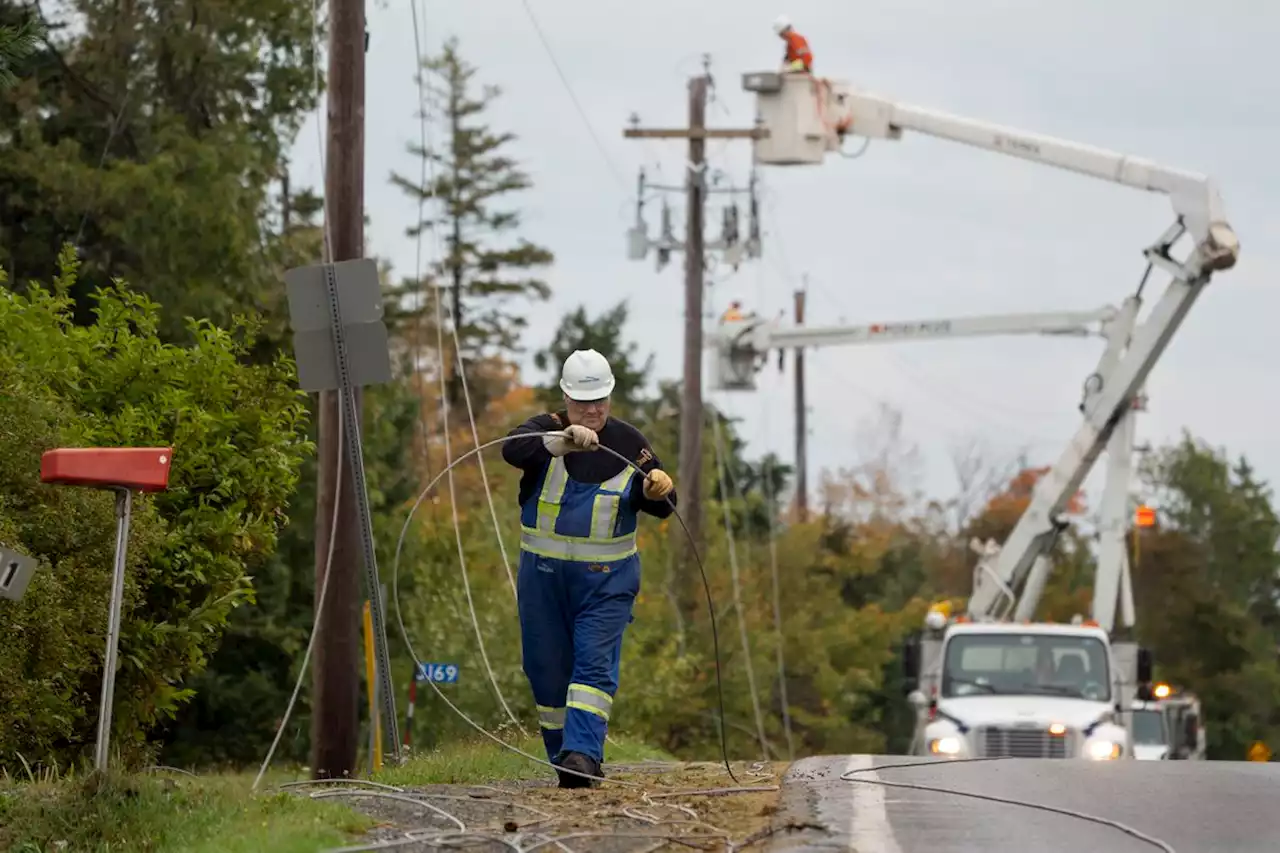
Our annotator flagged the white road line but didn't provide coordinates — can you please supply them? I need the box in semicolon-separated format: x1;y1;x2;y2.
844;755;904;853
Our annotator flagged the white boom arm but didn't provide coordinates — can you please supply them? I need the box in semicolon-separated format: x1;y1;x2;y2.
710;305;1118;392
1087;302;1144;634
1094;404;1140;632
742;72;1239;278
741;71;1240;624
1003;296;1142;628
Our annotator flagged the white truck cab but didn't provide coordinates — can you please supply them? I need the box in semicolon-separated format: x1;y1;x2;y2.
1132;687;1206;761
903;610;1152;761
1130;700;1171;760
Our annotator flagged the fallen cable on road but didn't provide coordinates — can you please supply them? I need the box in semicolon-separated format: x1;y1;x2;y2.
298;772;780;852
728;821;826;851
279;778;406;792
840;760;1177;853
519;831;726;852
308;789;468;831
641;794;700;823
321;831;523;853
646;786;779;799
412;792;555;822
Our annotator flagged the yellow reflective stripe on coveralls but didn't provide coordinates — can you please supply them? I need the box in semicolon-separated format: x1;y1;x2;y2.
590;466;635;539
537;704;565;730
566;683;613;721
521;457;638;561
536;456;569;533
519;531;637;561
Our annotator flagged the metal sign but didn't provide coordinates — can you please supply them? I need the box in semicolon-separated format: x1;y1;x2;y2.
284;259;392;392
416;663;461;684
283;258;401;762
0;547;37;601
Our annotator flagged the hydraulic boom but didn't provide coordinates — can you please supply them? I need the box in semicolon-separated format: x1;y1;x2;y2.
741;70;1240;623
711;304;1118;392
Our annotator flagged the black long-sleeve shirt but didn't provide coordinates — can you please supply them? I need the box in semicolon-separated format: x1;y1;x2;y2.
501;412;676;520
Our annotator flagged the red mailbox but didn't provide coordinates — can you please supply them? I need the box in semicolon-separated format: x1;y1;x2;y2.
40;447;172;492
40;446;174;772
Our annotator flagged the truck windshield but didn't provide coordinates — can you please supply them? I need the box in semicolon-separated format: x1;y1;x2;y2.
941;632;1111;702
1131;709;1167;745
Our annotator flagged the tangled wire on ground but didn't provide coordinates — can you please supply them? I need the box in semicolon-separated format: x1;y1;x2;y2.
282;761;785;853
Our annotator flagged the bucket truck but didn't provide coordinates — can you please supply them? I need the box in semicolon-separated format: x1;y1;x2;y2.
1132;683;1206;761
739;69;1239;760
714;297;1149;760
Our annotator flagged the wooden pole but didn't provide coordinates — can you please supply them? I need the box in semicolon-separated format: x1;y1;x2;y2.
794;283;808;522
311;0;366;781
676;75;709;618
621;86;764;621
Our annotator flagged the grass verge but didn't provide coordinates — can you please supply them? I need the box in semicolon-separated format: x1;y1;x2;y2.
0;769;372;853
375;732;675;786
0;736;676;851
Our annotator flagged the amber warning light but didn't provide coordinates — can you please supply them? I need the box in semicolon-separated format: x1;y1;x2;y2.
1135;505;1156;528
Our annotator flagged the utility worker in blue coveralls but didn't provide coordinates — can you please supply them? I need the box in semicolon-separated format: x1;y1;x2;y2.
501;349;676;789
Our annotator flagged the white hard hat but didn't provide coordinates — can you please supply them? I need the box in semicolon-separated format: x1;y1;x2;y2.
559;349;616;402
772;14;792;35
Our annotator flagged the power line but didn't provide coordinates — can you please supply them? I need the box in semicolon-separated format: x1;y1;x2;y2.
408;0;527;738
519;0;627;190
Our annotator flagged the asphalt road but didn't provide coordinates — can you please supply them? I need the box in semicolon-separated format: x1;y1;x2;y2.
766;754;1280;853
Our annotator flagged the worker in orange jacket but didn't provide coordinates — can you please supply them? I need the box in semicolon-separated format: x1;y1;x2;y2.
772;15;812;73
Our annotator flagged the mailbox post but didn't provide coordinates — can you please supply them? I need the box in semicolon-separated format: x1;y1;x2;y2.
40;447;173;772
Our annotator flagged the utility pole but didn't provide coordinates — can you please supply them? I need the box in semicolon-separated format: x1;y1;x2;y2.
311;0;366;781
448;87;464;409
678;74;708;603
623;71;766;622
793;282;808;522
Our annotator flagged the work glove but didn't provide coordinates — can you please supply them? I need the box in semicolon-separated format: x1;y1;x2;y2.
643;469;674;500
542;424;599;457
565;424;599;450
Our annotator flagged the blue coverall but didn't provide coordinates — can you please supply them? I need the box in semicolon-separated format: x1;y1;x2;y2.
502;413;675;765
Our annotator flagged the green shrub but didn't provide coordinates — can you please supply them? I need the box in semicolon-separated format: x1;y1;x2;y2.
0;248;311;771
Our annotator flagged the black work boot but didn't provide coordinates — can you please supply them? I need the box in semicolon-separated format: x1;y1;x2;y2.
556;750;602;789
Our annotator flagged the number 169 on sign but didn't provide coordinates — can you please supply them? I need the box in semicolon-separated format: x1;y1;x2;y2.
417;662;460;684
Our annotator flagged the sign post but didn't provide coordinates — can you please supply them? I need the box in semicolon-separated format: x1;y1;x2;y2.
284;258;401;762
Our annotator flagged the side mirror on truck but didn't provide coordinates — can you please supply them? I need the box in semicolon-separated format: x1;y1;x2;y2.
1184;713;1199;746
901;634;920;694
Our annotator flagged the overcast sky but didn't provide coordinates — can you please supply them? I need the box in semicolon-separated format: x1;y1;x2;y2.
290;0;1278;517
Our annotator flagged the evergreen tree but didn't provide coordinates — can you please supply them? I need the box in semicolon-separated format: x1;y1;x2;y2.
391;36;553;412
0;11;40;90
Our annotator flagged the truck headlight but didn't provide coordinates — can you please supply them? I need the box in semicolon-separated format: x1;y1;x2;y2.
1086;739;1122;760
929;736;962;756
